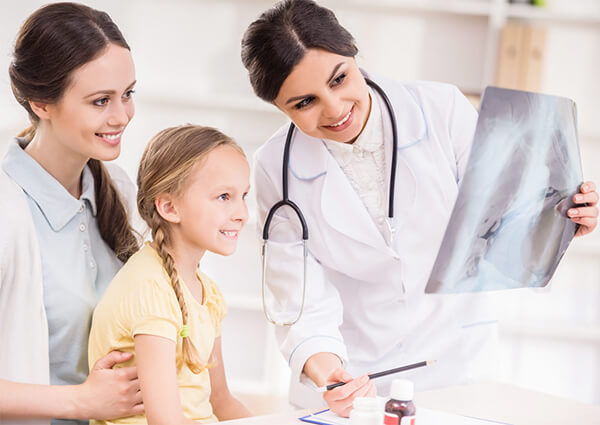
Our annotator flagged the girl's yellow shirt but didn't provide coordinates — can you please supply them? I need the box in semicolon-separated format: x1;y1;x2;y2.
88;243;226;424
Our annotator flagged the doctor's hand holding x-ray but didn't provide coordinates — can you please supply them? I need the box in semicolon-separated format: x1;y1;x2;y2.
570;181;598;236
241;0;598;417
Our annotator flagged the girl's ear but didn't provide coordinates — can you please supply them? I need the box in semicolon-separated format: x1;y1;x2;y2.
28;100;52;120
154;194;181;224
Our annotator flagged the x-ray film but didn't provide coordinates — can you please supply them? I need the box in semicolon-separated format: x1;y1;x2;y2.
425;87;582;294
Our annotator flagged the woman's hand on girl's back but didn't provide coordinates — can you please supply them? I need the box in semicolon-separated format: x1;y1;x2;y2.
79;351;143;420
322;367;376;417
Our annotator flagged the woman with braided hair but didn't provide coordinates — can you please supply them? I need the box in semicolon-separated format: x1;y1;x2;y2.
88;124;252;424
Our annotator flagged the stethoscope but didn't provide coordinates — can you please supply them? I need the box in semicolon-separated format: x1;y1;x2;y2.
261;77;399;326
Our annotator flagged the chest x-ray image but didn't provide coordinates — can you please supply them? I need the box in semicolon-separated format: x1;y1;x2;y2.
426;86;582;294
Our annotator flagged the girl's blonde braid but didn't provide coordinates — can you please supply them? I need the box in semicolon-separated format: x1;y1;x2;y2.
150;209;205;374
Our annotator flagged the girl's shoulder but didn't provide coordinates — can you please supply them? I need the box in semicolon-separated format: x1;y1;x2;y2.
117;243;173;287
100;244;181;317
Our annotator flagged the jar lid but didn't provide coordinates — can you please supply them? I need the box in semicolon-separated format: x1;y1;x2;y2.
389;379;414;401
352;396;380;411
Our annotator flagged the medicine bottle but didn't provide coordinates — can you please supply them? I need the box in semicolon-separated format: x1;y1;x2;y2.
349;396;383;425
384;379;416;425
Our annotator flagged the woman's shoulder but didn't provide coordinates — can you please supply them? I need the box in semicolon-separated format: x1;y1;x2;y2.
404;80;469;109
0;169;27;207
254;122;290;165
0;170;35;239
371;72;464;106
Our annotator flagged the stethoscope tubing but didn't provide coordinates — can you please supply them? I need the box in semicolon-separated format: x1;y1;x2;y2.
364;78;398;219
261;77;398;326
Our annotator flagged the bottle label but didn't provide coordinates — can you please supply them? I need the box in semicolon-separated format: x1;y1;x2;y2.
400;415;416;425
384;413;399;425
384;413;416;425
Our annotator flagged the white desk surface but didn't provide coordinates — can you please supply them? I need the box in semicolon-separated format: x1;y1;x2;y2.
222;382;600;425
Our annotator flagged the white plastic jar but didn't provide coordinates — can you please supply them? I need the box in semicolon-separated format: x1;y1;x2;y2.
350;396;384;425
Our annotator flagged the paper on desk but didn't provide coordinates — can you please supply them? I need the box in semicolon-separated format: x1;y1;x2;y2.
298;407;508;425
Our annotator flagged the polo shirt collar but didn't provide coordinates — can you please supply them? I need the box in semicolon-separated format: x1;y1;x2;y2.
2;138;98;232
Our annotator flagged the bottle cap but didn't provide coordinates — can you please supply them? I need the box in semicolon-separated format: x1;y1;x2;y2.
389;379;414;401
352;396;380;411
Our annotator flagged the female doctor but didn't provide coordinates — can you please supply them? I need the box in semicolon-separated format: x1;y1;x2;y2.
241;0;599;416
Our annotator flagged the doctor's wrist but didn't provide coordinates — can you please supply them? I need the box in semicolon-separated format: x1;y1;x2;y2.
303;352;344;386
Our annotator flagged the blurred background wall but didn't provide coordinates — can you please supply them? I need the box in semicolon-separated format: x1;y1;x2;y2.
1;0;599;412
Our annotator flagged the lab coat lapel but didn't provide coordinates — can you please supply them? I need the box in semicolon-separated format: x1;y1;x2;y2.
377;76;423;237
288;131;387;252
321;155;388;251
287;75;427;254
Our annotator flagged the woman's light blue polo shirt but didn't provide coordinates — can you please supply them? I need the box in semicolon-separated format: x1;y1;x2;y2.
2;140;123;425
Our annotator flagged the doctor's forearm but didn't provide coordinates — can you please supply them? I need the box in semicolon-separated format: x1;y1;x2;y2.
303;352;344;386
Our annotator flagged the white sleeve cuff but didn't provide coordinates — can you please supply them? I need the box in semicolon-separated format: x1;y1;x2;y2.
286;335;349;408
289;335;349;382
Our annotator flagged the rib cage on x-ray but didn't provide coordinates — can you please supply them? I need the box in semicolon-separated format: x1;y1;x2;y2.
426;86;582;294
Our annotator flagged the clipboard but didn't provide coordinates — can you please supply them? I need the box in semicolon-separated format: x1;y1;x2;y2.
299;408;350;425
298;407;510;425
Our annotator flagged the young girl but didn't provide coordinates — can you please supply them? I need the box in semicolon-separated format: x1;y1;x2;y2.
88;125;252;424
241;0;599;416
1;3;142;423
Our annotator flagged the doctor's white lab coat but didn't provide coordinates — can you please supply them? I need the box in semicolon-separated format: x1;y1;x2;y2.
253;74;498;407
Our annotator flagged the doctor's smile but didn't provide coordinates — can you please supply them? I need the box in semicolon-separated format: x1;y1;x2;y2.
274;50;370;143
323;104;354;132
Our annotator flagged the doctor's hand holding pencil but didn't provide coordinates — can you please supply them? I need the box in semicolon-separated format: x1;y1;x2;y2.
304;352;434;417
323;368;376;417
304;352;376;417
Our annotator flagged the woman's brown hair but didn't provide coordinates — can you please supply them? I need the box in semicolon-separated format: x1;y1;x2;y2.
9;2;138;261
241;0;358;102
137;124;244;373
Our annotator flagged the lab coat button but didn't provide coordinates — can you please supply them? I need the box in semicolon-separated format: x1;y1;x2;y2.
79;224;86;232
78;204;84;213
90;261;95;269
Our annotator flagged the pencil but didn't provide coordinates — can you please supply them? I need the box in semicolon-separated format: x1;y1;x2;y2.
317;360;436;392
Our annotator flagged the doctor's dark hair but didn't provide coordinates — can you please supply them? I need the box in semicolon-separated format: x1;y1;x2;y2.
9;2;138;262
241;0;358;102
137;124;244;374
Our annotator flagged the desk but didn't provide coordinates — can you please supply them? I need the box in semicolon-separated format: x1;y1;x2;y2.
222;382;600;425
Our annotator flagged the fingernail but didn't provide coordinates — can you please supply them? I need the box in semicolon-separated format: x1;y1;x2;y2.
582;184;588;192
576;195;583;202
569;209;578;216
